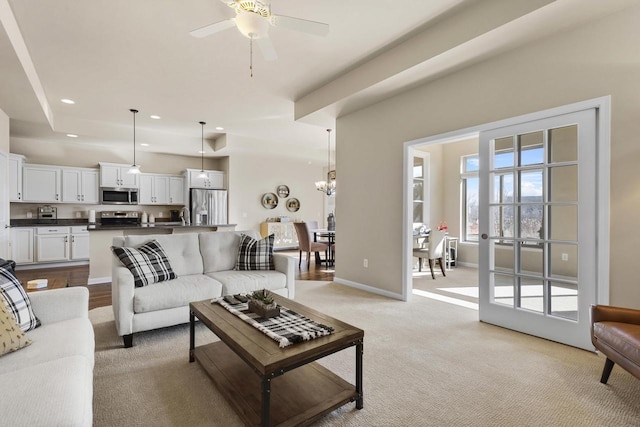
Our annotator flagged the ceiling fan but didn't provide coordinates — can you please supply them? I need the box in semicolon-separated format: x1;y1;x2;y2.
190;0;329;70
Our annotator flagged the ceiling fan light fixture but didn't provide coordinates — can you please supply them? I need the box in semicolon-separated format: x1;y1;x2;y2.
235;10;270;38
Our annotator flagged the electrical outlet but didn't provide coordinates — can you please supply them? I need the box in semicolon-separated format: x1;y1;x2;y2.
158;212;164;217
363;259;368;268
75;212;81;218
562;253;569;261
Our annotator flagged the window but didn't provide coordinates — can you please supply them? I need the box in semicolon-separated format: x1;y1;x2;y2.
462;155;479;242
413;152;429;231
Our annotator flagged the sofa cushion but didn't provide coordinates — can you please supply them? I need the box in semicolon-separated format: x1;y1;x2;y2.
125;233;203;277
0;356;93;427
207;270;286;296
235;233;274;271
133;274;223;313
0;266;40;332
0;302;31;357
112;240;177;288
200;230;261;273
0;317;94;376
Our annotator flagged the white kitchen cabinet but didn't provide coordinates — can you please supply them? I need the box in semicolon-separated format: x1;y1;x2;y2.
22;165;62;203
139;174;169;205
70;226;89;260
169;176;185;205
10;228;34;264
35;226;70;262
9;154;25;202
62;168;99;204
99;162;139;188
185;169;225;189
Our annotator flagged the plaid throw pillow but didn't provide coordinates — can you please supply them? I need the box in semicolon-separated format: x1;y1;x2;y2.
111;240;177;288
235;234;274;271
0;266;40;332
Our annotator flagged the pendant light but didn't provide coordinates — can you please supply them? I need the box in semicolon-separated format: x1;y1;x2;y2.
315;129;336;196
198;121;207;179
127;109;141;174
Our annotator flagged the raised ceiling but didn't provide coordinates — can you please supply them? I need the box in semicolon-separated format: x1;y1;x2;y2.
0;0;635;162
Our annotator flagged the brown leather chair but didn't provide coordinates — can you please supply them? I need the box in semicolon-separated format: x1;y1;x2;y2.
293;222;329;269
590;305;640;383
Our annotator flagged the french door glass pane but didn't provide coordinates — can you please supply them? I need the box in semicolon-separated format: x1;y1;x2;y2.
549;165;578;202
549;242;578;280
519;277;544;313
492;273;514;307
518;131;544;166
493;241;514;272
519;170;543;202
549;205;577;241
490;206;514;238
494;137;514;168
519;204;543;240
519;243;543;276
492;173;513;203
413;202;423;223
550;281;578;320
549;125;578;163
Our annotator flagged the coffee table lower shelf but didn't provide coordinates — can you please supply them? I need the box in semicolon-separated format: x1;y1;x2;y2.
193;341;357;427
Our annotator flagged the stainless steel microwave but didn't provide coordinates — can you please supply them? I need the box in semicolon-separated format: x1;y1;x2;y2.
100;187;138;205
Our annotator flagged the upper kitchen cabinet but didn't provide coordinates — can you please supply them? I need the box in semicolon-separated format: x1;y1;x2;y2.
169;176;185;205
9;154;25;201
139;174;169;205
22;165;62;203
62;168;99;204
185;169;225;189
99;162;139;188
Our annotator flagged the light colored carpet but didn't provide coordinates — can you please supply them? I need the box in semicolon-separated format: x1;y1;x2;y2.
91;280;640;426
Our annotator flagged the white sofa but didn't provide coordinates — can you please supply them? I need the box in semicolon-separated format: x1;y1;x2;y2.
112;230;295;347
0;287;94;426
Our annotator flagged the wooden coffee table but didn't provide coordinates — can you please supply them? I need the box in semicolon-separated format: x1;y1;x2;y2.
189;294;364;427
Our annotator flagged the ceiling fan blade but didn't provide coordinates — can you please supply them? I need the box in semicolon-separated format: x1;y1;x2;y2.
256;37;278;61
269;14;329;37
189;19;236;38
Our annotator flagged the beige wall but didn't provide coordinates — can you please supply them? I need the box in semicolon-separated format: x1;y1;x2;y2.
336;5;640;307
228;152;325;233
0;109;8;153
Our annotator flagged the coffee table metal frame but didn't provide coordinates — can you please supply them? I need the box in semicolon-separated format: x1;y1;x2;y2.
189;295;363;427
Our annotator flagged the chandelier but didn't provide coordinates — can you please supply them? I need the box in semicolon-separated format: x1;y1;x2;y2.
315;129;336;196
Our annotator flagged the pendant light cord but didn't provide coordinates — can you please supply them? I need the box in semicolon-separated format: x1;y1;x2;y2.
130;109;138;166
327;129;331;180
199;121;206;172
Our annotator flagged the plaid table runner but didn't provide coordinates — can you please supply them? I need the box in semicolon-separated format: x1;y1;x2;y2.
214;298;334;348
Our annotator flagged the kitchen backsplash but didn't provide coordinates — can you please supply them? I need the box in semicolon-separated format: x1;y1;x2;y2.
10;203;179;220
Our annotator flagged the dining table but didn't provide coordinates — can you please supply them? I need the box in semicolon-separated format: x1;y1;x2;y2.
312;228;335;267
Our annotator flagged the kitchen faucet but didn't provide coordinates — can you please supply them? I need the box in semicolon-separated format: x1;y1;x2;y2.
180;206;190;225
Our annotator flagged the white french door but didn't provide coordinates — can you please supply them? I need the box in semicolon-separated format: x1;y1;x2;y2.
478;108;597;350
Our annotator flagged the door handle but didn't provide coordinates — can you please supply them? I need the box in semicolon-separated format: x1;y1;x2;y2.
481;234;488;240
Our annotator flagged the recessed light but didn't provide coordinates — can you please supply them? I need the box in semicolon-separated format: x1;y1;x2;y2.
140;143;150;147
150;115;161;120
61;99;75;104
66;134;78;138
215;126;224;131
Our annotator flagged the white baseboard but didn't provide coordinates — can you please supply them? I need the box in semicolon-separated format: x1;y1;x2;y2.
333;277;404;301
15;260;89;270
456;261;478;268
88;276;111;285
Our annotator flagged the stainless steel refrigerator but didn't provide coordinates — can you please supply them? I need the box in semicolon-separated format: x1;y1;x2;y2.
190;189;228;225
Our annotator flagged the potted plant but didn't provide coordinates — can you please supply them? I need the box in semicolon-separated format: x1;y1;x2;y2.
248;289;280;318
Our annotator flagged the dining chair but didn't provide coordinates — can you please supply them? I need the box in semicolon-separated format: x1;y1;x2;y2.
413;229;447;279
293;222;330;269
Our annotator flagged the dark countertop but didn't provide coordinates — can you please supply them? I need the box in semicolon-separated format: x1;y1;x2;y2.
10;219;236;230
87;223;236;231
10;219;89;227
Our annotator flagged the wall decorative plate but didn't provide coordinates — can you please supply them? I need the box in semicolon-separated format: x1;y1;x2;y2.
286;198;300;212
276;185;290;198
261;193;278;209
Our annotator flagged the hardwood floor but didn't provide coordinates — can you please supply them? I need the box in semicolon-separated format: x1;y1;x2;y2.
13;252;333;310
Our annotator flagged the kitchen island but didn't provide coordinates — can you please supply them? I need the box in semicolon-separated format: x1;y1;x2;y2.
87;222;237;284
